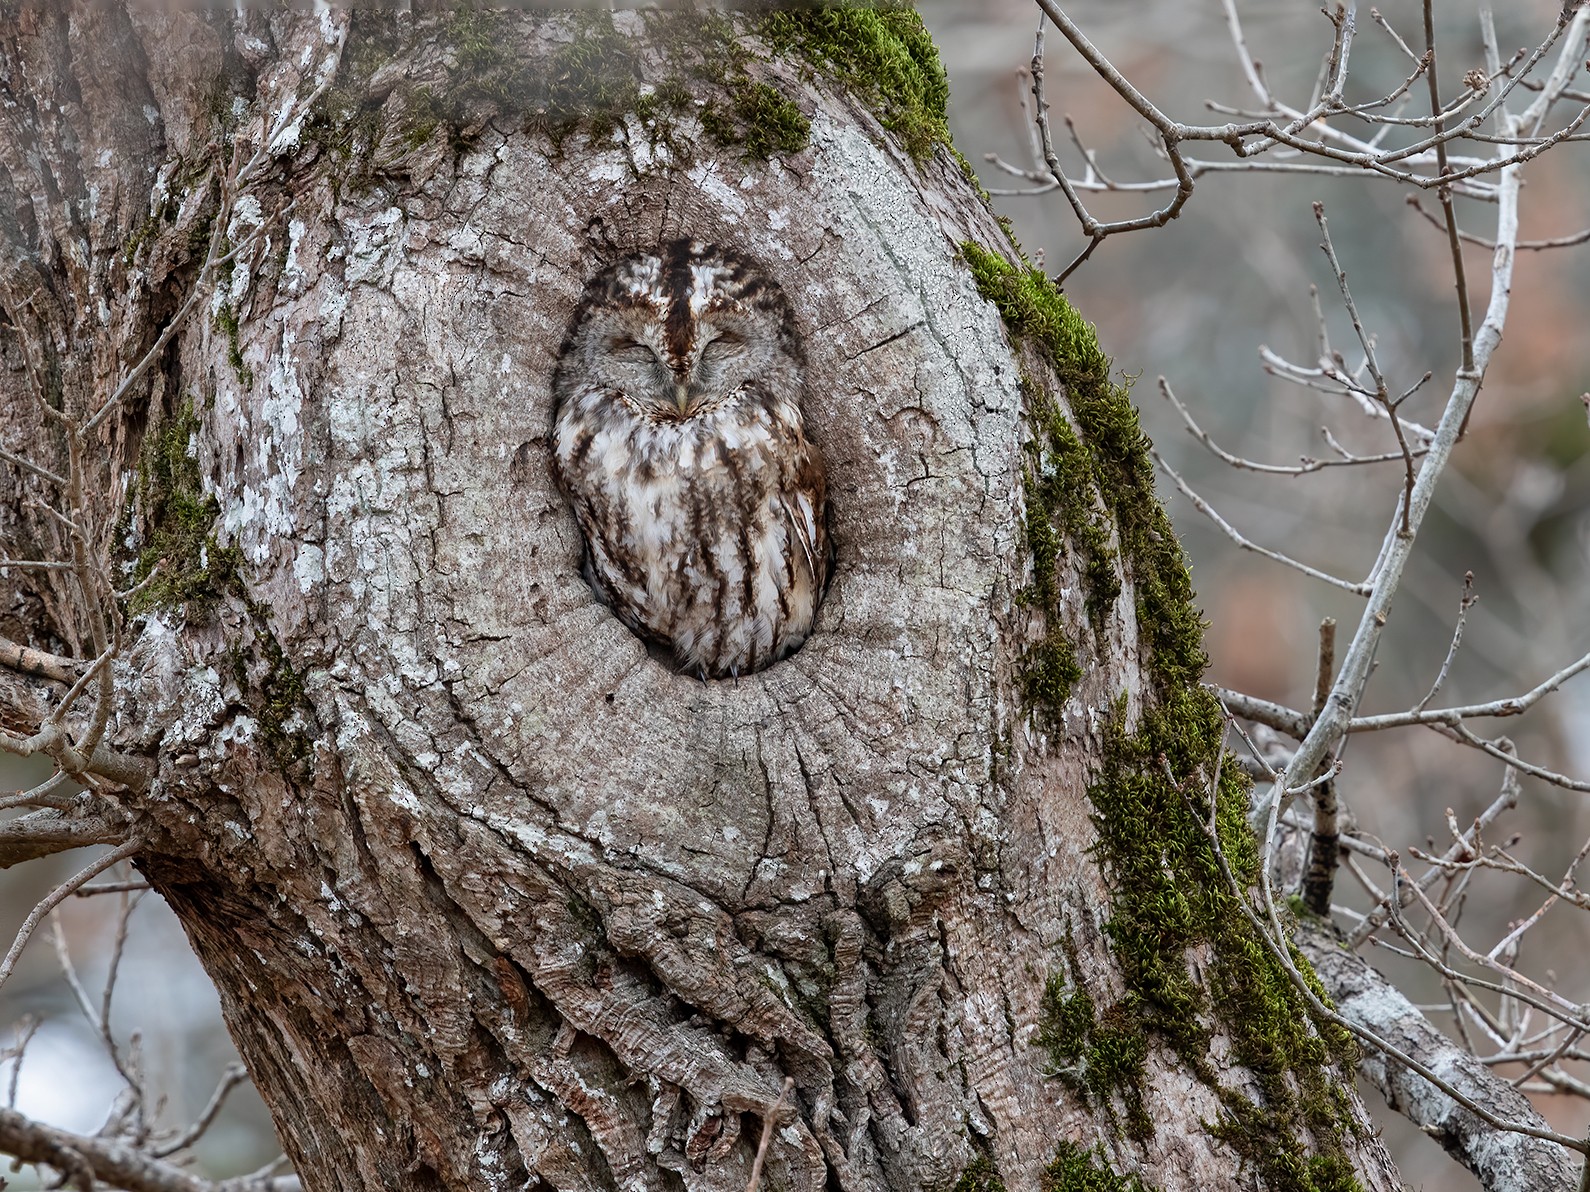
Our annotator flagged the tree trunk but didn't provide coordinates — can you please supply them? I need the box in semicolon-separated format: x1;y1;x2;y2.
0;8;1407;1191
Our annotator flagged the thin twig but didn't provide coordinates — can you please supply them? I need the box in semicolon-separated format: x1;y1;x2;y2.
1186;782;1589;1154
1349;763;1521;946
1268;73;1531;817
4;1017;40;1109
1423;0;1476;375
744;1077;794;1192
153;1064;250;1158
1302;619;1340;916
1158;377;1426;474
1151;449;1372;593
1414;571;1477;712
0;841;141;995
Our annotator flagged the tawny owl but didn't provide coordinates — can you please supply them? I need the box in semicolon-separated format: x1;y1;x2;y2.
550;239;831;679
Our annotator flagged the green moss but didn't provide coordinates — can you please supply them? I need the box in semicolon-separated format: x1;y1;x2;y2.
1021;380;1120;627
965;242;1362;1189
1037;964;1149;1139
126;401;311;767
214;302;253;388
702;79;811;159
306;18;401;195
1018;625;1083;729
963;243;1204;691
761;5;949;161
1036;969;1095;1078
1081;686;1360;1190
953;1154;1008;1192
127;401;243;617
395;86;446;153
1042;1142;1154;1192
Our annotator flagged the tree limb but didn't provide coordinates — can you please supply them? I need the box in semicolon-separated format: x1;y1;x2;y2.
0;1105;300;1192
1296;917;1581;1192
0;810;127;868
0;633;86;683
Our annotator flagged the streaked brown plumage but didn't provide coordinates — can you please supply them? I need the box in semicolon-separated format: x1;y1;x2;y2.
550;240;830;679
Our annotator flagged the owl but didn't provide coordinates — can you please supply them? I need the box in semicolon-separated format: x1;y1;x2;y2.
550;239;831;679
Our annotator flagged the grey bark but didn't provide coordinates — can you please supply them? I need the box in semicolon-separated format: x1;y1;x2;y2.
1297;919;1583;1192
0;8;1410;1192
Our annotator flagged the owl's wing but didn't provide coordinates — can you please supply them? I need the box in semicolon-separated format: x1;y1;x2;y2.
778;490;822;586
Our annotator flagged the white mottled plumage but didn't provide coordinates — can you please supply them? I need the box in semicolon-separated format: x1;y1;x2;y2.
550;240;830;679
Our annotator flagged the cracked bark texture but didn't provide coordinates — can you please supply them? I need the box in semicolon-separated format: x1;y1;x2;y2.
0;9;1409;1192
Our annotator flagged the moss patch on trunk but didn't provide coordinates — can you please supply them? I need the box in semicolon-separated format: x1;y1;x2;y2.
964;245;1363;1192
309;7;952;181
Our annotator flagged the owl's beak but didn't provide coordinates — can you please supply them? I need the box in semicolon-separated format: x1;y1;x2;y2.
673;383;691;415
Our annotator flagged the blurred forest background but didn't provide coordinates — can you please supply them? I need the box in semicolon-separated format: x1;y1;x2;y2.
2;3;1586;1189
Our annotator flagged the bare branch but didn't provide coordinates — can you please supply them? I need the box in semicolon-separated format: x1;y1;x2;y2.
0;442;68;488
1380;879;1590;1034
0;840;140;993
1158;377;1426;475
1267;93;1528;818
1414;571;1477;712
1151;449;1372;593
1356;649;1590;732
1445;721;1590;793
1408;194;1590;248
1421;0;1477;375
0;811;126;869
153;1064;250;1159
74;879;154;896
0;1104;301;1192
0;635;83;685
1296;917;1581;1190
1029;8;1204;278
1185;776;1590;1157
1348;764;1521;947
1212;686;1312;738
1312;200;1419;529
1301;618;1340;916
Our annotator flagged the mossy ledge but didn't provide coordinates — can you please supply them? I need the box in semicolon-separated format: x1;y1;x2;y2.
760;6;949;161
963;245;1363;1191
963;243;1202;692
311;5;951;184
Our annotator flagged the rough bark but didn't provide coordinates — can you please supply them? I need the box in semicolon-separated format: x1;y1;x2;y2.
0;9;1409;1192
1297;920;1581;1192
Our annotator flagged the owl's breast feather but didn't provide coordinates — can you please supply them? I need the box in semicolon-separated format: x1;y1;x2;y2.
552;384;823;677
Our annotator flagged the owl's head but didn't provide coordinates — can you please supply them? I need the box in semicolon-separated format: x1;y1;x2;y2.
559;240;802;420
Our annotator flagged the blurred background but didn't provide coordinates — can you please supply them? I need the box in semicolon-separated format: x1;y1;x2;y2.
3;3;1586;1188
